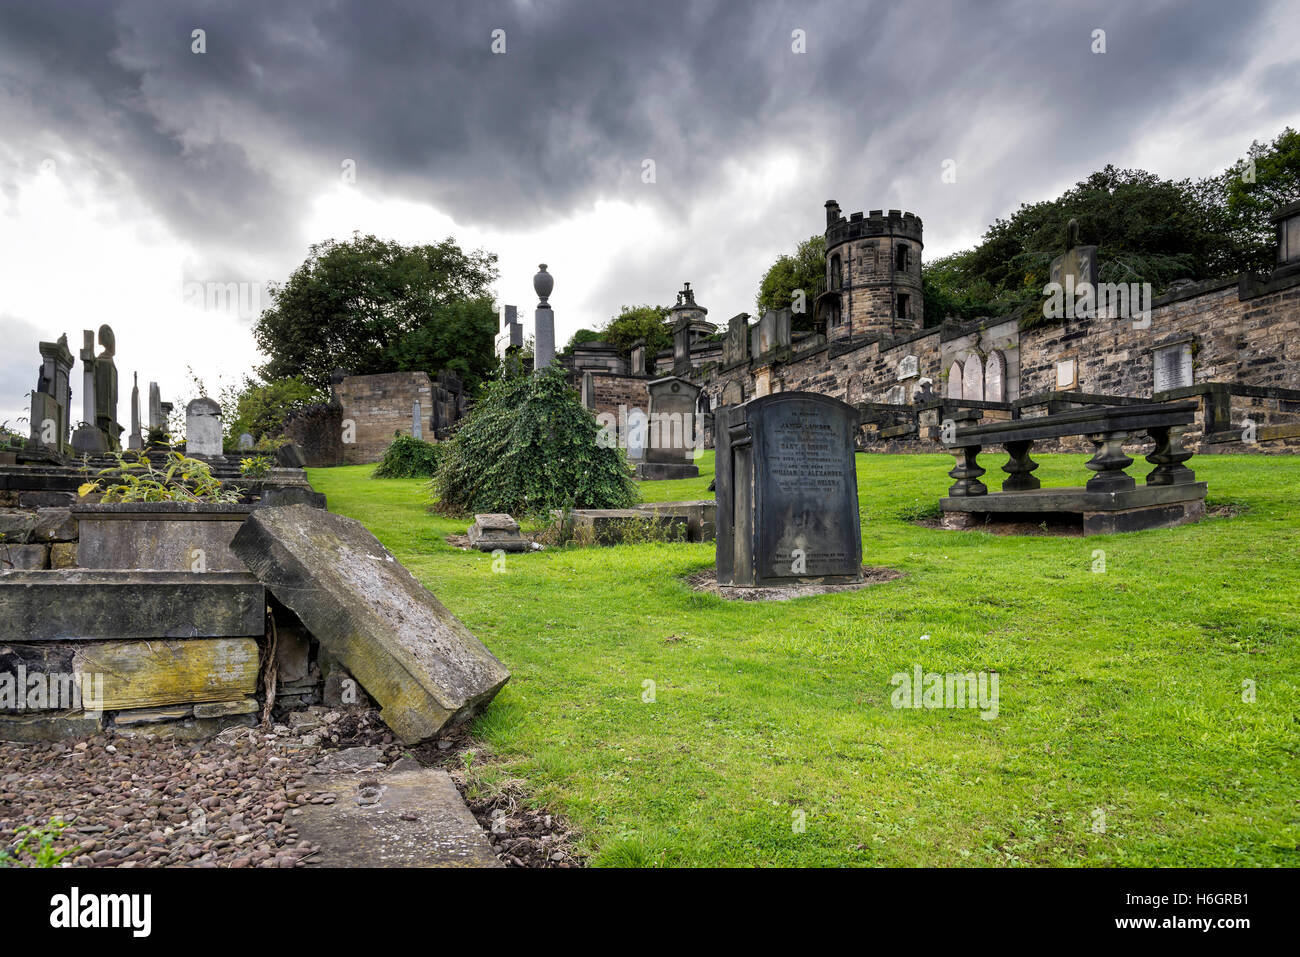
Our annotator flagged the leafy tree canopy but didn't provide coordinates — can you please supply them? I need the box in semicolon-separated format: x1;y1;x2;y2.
565;304;671;356
756;234;825;331
431;365;639;516
926;128;1300;325
222;375;325;445
254;233;499;392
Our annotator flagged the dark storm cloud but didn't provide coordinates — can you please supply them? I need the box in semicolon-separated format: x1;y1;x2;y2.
0;0;1282;264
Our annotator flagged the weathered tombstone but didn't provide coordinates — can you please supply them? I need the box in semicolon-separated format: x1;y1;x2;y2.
495;304;522;358
230;505;511;743
467;513;529;553
724;313;750;366
533;265;555;369
128;373;143;450
71;329;107;454
899;355;919;380
28;334;74;455
581;371;595;410
721;380;744;407
630;339;646;376
238;432;254;450
751;308;792;357
148;381;164;432
411;400;423;440
641;376;701;479
1153;341;1193;393
1049;218;1099;291
715;392;863;586
185;397;224;458
92;324;121;451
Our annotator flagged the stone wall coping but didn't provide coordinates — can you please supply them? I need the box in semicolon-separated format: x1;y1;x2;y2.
71;502;256;518
953;401;1198;445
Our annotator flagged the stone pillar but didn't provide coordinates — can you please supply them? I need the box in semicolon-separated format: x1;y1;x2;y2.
581;371;595;410
92;325;121;451
533;264;555;369
630;340;646;376
71;329;107;454
28;334;74;455
412;400;423;440
128;373;143;450
148;382;163;432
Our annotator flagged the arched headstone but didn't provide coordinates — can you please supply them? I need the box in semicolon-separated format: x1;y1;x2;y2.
962;355;984;401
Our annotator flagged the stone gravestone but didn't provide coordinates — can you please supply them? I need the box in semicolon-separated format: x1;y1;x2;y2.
724;313;750;367
581;371;595;410
641;375;701;479
238;432;254;450
715;392;863;587
92;324;122;451
148;382;163;432
533;265;555;369
411;400;423;440
71;329;107;454
495;304;522;358
230;505;510;743
750;308;792;358
28;334;74;455
1049;218;1099;292
185;397;224;458
899;355;919;380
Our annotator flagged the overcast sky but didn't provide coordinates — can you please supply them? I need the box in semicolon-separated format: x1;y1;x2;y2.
3;0;1299;429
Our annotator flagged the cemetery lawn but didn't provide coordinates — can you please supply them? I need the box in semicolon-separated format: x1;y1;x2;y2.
308;454;1300;867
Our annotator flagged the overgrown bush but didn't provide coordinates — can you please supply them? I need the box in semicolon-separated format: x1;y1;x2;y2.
374;434;443;478
431;365;638;516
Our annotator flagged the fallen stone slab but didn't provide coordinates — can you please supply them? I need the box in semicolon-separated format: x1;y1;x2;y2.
230;505;509;744
467;513;529;552
295;767;501;867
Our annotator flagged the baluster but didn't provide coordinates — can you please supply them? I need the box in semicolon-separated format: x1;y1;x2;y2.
947;444;987;496
1084;430;1136;492
1001;440;1041;491
1145;425;1196;485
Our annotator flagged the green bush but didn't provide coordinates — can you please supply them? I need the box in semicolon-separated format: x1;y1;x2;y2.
431;365;638;516
374;434;443;479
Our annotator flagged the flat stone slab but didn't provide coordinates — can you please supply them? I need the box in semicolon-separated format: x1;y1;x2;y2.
73;504;255;571
230;505;509;744
635;462;700;481
940;482;1207;513
295;767;501;867
0;570;266;641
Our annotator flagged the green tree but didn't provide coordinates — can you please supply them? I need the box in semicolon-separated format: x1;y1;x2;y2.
756;234;826;330
222;375;325;445
602;304;672;354
253;233;499;392
1212;127;1300;274
431;365;639;516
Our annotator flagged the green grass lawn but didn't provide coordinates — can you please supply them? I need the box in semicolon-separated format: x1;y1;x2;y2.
308;452;1300;867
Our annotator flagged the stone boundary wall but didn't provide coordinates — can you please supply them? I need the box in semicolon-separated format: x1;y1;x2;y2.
580;269;1300;456
332;372;435;465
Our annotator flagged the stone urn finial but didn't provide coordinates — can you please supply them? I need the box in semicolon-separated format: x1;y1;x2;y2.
534;264;553;308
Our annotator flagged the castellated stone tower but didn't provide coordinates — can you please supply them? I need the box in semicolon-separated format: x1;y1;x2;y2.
820;200;923;341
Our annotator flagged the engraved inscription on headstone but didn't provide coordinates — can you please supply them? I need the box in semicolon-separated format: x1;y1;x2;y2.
715;392;863;586
898;355;918;380
1153;341;1193;393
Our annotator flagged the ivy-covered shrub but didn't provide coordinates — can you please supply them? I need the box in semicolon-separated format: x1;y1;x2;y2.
431;365;638;516
374;434;443;478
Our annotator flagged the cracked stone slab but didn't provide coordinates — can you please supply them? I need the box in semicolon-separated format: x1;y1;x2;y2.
230;505;509;744
295;768;501;867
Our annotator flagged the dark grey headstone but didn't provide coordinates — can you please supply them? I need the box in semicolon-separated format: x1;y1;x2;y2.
715;392;862;586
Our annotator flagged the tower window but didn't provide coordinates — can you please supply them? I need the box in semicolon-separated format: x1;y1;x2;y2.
896;244;910;272
829;254;842;291
896;293;910;319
